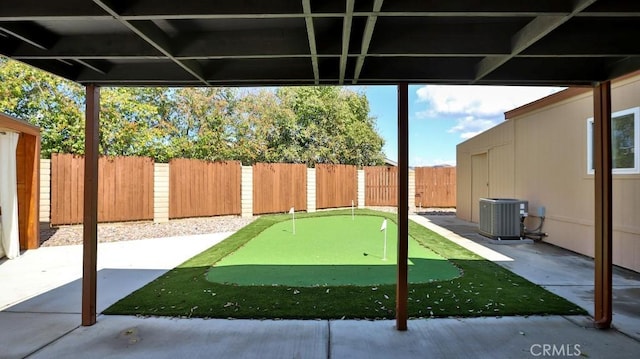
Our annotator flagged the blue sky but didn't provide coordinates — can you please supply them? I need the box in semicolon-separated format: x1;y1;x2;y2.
360;85;563;166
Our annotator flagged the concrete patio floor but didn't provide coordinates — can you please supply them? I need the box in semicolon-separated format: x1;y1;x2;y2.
1;216;639;358
414;214;640;342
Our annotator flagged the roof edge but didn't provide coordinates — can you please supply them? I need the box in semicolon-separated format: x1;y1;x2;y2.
504;70;640;120
0;111;41;136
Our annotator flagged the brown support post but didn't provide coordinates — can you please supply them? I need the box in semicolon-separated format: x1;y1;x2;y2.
593;81;612;329
15;133;40;249
82;85;100;326
396;83;409;331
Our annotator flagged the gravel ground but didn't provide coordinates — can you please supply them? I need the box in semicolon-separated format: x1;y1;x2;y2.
40;215;256;247
39;208;456;247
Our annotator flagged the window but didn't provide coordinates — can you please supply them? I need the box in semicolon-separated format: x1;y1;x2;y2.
587;107;640;174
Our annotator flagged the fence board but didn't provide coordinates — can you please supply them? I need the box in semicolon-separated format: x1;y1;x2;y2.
169;159;241;219
50;154;154;225
49;156;455;224
415;167;456;208
364;166;398;206
315;164;357;209
253;163;307;214
108;155;152;222
71;156;82;223
51;153;83;225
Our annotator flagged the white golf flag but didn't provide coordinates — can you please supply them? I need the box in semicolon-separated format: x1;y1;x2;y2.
380;219;387;231
289;207;294;214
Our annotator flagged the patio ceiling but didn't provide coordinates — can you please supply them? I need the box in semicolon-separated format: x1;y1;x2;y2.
1;0;640;87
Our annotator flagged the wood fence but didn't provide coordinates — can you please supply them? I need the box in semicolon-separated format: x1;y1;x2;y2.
48;156;457;225
50;153;154;225
364;166;398;206
415;166;456;208
253;163;307;214
315;164;358;209
169;159;241;219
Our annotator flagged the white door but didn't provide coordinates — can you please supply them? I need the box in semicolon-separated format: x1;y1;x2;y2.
471;153;488;223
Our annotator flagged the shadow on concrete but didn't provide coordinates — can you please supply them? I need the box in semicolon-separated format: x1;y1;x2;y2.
3;268;167;314
0;268;166;359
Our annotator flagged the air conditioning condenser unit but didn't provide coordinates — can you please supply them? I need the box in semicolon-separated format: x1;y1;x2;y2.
478;198;528;240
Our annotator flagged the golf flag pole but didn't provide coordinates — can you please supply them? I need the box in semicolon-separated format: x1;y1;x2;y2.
289;207;295;235
380;219;388;260
352;200;355;220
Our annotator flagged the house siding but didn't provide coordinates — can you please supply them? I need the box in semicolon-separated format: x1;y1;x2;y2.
457;120;515;223
457;75;640;273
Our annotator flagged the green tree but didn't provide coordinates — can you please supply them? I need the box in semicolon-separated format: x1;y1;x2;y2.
274;87;385;166
1;58;385;165
233;89;298;164
165;87;238;161
99;87;170;159
0;58;85;157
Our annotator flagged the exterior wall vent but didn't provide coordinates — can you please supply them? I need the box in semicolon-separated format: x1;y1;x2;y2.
478;198;528;239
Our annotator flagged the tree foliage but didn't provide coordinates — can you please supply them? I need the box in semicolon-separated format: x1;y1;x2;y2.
0;58;85;156
0;58;385;166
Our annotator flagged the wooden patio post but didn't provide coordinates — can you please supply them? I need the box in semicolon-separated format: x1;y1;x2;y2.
82;84;100;326
396;83;409;330
593;81;612;329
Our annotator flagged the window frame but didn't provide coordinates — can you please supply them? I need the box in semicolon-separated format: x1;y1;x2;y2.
587;106;640;175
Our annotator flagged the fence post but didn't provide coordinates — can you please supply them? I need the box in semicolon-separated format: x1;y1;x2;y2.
241;165;253;218
408;169;416;213
39;158;51;224
357;169;365;208
153;163;170;223
307;167;316;213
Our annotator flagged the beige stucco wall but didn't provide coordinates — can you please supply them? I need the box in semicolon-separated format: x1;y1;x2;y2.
39;158;51;223
357;169;365;208
153;163;170;223
512;90;594;257
241;166;253;218
307;168;316;213
457;75;640;272
408;169;416;213
457;120;515;222
456;145;472;220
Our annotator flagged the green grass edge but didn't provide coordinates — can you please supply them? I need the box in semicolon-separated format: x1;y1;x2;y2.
104;209;587;319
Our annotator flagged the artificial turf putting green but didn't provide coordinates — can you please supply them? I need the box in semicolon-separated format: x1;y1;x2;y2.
104;209;586;320
207;215;461;286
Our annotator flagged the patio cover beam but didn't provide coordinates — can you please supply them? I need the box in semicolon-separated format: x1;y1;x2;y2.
396;83;409;330
352;0;384;85
91;0;209;86
593;81;612;329
338;0;355;85
81;84;100;326
0;22;58;50
474;0;598;82
74;59;110;75
302;0;319;84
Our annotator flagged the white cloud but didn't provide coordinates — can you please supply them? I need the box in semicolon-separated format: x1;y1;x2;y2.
415;85;563;139
448;116;499;139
